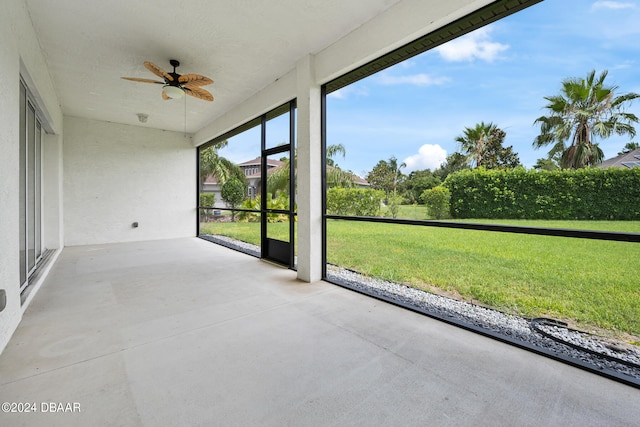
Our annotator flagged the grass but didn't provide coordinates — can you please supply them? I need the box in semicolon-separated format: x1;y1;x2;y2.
200;219;293;247
201;214;640;339
390;205;640;233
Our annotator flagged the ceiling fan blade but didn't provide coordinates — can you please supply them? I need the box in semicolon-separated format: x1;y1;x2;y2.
144;61;173;82
184;86;213;102
162;91;170;100
179;74;213;86
121;77;164;84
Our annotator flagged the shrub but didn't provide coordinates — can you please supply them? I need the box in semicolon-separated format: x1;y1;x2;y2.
385;194;403;218
199;193;217;222
444;167;640;219
237;194;295;223
420;186;451;219
199;193;216;208
266;193;290;222
238;197;260;222
326;188;385;216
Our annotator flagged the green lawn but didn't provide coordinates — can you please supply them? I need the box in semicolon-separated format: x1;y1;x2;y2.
390;205;640;233
200;220;293;245
201;217;640;339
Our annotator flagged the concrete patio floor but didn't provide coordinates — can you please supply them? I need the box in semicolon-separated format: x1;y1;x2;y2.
1;237;638;426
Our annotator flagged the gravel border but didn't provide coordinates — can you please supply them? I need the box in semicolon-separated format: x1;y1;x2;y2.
200;234;260;257
200;234;640;385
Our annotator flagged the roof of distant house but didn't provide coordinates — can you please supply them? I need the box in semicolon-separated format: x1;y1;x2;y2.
203;157;285;184
238;157;286;168
598;148;640;169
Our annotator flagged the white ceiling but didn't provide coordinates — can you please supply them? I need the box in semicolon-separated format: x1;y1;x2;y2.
25;0;402;134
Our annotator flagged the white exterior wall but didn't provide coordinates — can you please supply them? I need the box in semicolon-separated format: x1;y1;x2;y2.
63;117;196;246
43;133;64;250
0;0;64;354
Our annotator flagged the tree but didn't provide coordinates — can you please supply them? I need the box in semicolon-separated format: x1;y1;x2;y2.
533;70;640;169
455;122;498;168
366;156;406;199
385;194;403;218
403;169;441;204
482;128;521;169
618;142;640;155
434;152;470;180
533;157;560;171
199;141;246;190
327;166;358;189
326;144;357;188
266;160;292;197
326;143;346;167
221;178;245;222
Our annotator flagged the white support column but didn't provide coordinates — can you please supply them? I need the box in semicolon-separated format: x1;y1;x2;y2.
296;55;322;282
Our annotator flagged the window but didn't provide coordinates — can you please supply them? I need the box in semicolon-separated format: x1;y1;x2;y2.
321;0;640;384
198;101;297;266
19;79;44;294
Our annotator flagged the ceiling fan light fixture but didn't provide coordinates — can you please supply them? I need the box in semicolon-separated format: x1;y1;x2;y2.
163;85;185;99
123;61;213;102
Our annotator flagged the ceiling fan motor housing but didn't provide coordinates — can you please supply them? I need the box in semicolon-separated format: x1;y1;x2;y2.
168;59;182;86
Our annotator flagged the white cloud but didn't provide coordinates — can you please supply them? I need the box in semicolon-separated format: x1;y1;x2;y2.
435;27;508;62
398;60;417;69
327;89;346;99
592;1;635;10
403;144;447;172
375;73;450;86
327;85;369;99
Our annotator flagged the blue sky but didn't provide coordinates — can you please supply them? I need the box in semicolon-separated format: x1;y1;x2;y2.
326;0;640;176
218;0;640;178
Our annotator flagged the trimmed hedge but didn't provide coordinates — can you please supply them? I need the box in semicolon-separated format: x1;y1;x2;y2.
326;187;385;216
444;167;640;220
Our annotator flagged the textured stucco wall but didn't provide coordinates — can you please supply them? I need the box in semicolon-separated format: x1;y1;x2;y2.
0;0;63;354
63;117;196;246
0;0;22;356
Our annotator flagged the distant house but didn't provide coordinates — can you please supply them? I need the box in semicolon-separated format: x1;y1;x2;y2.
597;148;640;169
202;157;285;207
202;157;369;208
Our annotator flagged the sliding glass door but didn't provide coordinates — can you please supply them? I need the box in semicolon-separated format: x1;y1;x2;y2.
19;80;43;293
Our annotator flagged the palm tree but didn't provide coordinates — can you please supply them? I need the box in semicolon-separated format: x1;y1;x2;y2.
267;144;357;195
455;122;498;168
533;70;639;169
326;144;356;188
326;143;346;167
388;156;406;196
266;159;292;197
326;166;357;189
199;141;245;191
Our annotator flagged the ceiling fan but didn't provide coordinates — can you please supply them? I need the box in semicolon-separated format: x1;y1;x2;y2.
122;59;213;101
